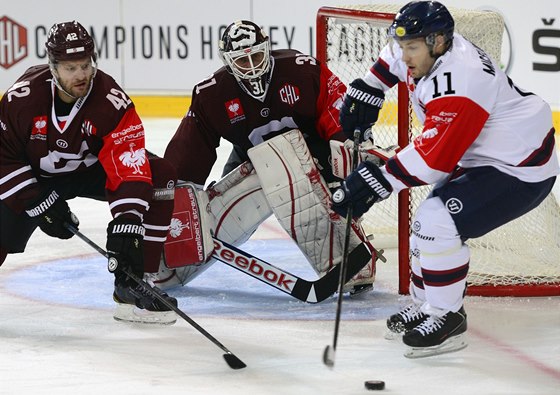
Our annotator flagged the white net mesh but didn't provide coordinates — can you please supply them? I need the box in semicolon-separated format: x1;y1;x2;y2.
318;4;560;294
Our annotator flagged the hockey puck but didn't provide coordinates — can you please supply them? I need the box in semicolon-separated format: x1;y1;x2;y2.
364;380;385;390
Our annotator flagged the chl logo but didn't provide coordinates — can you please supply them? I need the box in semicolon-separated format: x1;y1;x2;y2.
0;16;28;70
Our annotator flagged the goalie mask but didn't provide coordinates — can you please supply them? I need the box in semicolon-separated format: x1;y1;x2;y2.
388;1;454;48
219;20;272;101
46;21;98;98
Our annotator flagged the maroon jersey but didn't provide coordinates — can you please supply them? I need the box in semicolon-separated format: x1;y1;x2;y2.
164;49;346;184
0;64;152;219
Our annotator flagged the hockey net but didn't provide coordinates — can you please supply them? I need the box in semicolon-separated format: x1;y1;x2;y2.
316;4;560;296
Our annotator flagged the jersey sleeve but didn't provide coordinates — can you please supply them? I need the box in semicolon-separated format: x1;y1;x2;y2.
363;42;407;91
382;96;490;192
314;64;346;140
164;97;220;185
98;107;153;220
0;83;41;212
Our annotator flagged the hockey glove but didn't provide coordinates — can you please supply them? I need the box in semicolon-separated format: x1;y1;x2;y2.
106;217;145;278
340;78;385;143
332;161;393;218
25;190;79;239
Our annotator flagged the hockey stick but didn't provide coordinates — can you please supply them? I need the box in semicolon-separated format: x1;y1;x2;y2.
323;128;362;368
65;224;247;370
212;237;372;303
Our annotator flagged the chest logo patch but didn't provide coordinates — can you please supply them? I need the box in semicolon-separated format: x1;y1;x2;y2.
31;116;48;140
225;98;246;124
279;84;300;106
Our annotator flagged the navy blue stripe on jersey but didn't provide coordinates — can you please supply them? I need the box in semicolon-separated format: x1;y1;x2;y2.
517;128;556;167
421;262;469;287
370;58;399;88
411;271;425;289
386;156;426;187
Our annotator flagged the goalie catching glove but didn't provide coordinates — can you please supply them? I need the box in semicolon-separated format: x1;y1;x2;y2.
106;217;145;277
332;161;393;218
340;78;385;143
25;189;79;239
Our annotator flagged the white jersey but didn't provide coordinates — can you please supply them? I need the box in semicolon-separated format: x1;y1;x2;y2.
363;33;559;192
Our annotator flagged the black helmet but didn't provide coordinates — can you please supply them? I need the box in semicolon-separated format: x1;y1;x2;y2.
389;1;454;44
45;21;96;63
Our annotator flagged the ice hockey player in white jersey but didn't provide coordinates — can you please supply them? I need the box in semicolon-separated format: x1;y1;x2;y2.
332;1;559;358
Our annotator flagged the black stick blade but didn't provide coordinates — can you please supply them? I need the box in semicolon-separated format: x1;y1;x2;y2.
322;345;335;368
223;353;247;370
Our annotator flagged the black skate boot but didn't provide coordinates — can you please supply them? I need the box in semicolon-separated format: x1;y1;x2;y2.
386;303;428;335
402;306;468;358
113;275;178;325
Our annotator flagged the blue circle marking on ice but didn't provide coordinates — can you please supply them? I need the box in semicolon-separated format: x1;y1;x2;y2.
4;239;398;321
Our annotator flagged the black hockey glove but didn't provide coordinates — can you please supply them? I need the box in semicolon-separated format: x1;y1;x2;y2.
332;161;393;218
106;217;145;278
340;78;385;143
25;190;79;239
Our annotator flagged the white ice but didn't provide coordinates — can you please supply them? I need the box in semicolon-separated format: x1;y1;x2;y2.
1;118;559;395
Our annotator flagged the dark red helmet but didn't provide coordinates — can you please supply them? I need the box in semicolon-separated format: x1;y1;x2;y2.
45;21;96;63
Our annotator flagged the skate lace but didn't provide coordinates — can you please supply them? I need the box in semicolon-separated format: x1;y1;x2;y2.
399;304;425;323
415;315;445;336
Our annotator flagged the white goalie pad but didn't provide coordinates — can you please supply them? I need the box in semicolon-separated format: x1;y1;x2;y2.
330;139;400;179
247;129;375;285
207;161;273;245
152;163;273;290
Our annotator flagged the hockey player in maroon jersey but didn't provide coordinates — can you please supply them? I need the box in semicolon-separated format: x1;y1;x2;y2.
0;21;179;325
332;1;559;357
160;20;380;295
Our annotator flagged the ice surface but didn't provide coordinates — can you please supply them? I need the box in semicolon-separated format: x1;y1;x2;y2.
1;119;559;395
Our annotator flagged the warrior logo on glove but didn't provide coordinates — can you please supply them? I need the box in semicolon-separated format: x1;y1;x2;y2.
331;161;393;218
332;189;346;204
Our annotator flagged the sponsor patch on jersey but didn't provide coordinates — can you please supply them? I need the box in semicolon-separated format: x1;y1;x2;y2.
30;115;48;140
279;84;300;106
225;98;246;124
118;144;147;175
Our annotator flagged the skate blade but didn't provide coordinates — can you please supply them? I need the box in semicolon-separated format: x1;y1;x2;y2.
404;334;468;359
113;303;177;325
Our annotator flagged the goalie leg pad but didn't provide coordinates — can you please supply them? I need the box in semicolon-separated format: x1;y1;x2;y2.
207;161;273;246
248;129;376;286
153;164;273;289
164;182;214;268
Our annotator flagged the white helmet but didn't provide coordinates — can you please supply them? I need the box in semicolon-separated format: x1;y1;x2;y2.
219;20;272;100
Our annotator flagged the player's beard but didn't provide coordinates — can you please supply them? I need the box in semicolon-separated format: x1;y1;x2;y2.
61;75;93;99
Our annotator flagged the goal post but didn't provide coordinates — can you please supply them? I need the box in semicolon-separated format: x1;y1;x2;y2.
316;4;560;297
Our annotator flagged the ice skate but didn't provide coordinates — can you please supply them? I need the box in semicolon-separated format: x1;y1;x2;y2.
402;306;468;358
384;302;427;340
342;260;375;296
113;278;178;325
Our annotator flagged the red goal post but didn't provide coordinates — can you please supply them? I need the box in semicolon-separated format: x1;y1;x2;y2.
316;5;560;297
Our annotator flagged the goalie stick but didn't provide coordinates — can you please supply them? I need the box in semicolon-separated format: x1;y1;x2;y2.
65;224;247;370
212;237;373;303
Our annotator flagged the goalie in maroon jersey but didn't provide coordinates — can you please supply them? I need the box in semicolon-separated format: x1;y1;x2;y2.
0;21;178;325
159;20;383;295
